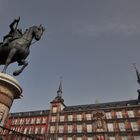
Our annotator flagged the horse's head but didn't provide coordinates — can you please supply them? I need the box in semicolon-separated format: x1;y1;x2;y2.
33;25;45;41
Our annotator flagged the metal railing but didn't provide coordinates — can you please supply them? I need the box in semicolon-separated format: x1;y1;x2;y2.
0;125;43;140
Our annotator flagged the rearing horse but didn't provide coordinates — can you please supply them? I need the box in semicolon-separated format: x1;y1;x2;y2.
0;25;45;76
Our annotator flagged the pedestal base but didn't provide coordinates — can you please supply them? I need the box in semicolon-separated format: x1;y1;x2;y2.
0;73;22;126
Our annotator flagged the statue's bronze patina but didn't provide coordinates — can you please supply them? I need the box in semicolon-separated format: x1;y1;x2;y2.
0;17;45;76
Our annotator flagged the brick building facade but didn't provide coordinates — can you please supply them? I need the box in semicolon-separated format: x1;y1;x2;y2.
1;67;140;140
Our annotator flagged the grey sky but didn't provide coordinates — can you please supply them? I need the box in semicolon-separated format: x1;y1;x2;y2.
0;0;140;112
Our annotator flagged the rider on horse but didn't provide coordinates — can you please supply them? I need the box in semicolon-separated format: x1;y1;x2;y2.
2;17;22;46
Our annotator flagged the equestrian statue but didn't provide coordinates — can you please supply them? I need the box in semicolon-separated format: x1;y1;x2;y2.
0;17;45;76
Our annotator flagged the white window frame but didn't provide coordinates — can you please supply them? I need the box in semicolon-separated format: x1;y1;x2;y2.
31;118;35;124
35;127;39;134
87;137;93;140
130;122;138;131
107;123;114;132
26;118;30;124
86;113;91;120
50;126;55;133
105;112;112;119
77;125;82;133
77;114;82;121
87;124;92;132
51;116;56;122
23;128;28;134
36;117;41;124
109;137;115;140
68;115;73;121
116;111;123;118
59;125;64;133
67;137;72;140
77;137;82;140
52;107;57;113
41;127;45;134
67;125;72;133
42;117;46;124
60;115;64;122
134;136;140;140
127;110;134;118
118;122;125;131
121;136;127;140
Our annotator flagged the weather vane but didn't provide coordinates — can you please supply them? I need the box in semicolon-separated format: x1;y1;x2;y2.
0;17;45;76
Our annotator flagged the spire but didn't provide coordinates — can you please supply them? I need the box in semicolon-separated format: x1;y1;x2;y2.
133;64;140;85
57;81;62;97
51;80;64;103
133;64;140;100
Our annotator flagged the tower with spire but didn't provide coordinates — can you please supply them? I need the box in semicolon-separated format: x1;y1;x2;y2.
48;82;66;140
50;81;66;113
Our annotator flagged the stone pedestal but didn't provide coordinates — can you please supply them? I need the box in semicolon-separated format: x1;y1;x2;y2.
0;73;22;126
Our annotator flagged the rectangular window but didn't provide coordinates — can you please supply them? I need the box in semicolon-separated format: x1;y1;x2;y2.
68;115;73;121
20;118;24;124
50;126;55;133
28;127;32;134
36;117;41;124
118;123;125;131
59;125;64;133
17;127;20;132
26;118;30;124
87;124;92;132
58;137;63;140
51;116;56;122
23;128;28;134
134;136;140;140
14;119;18;125
87;137;93;140
86;113;91;120
77;125;82;133
35;127;39;134
42;117;47;124
41;127;45;134
77;137;82;140
67;125;72;133
77;114;82;121
67;137;72;140
127;110;134;118
109;137;115;140
105;112;112;119
116;111;123;118
31;118;35;124
121;136;127;140
130;122;138;131
107;123;114;132
19;127;22;133
52;107;57;113
60;115;64;122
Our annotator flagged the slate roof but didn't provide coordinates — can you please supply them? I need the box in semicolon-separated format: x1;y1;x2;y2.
63;99;140;112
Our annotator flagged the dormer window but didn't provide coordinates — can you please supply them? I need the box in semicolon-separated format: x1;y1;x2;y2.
52;107;57;113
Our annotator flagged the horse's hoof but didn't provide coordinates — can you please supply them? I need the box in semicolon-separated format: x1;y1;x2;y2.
13;71;19;76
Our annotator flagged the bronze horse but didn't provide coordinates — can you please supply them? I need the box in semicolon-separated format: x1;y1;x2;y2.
0;25;45;76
